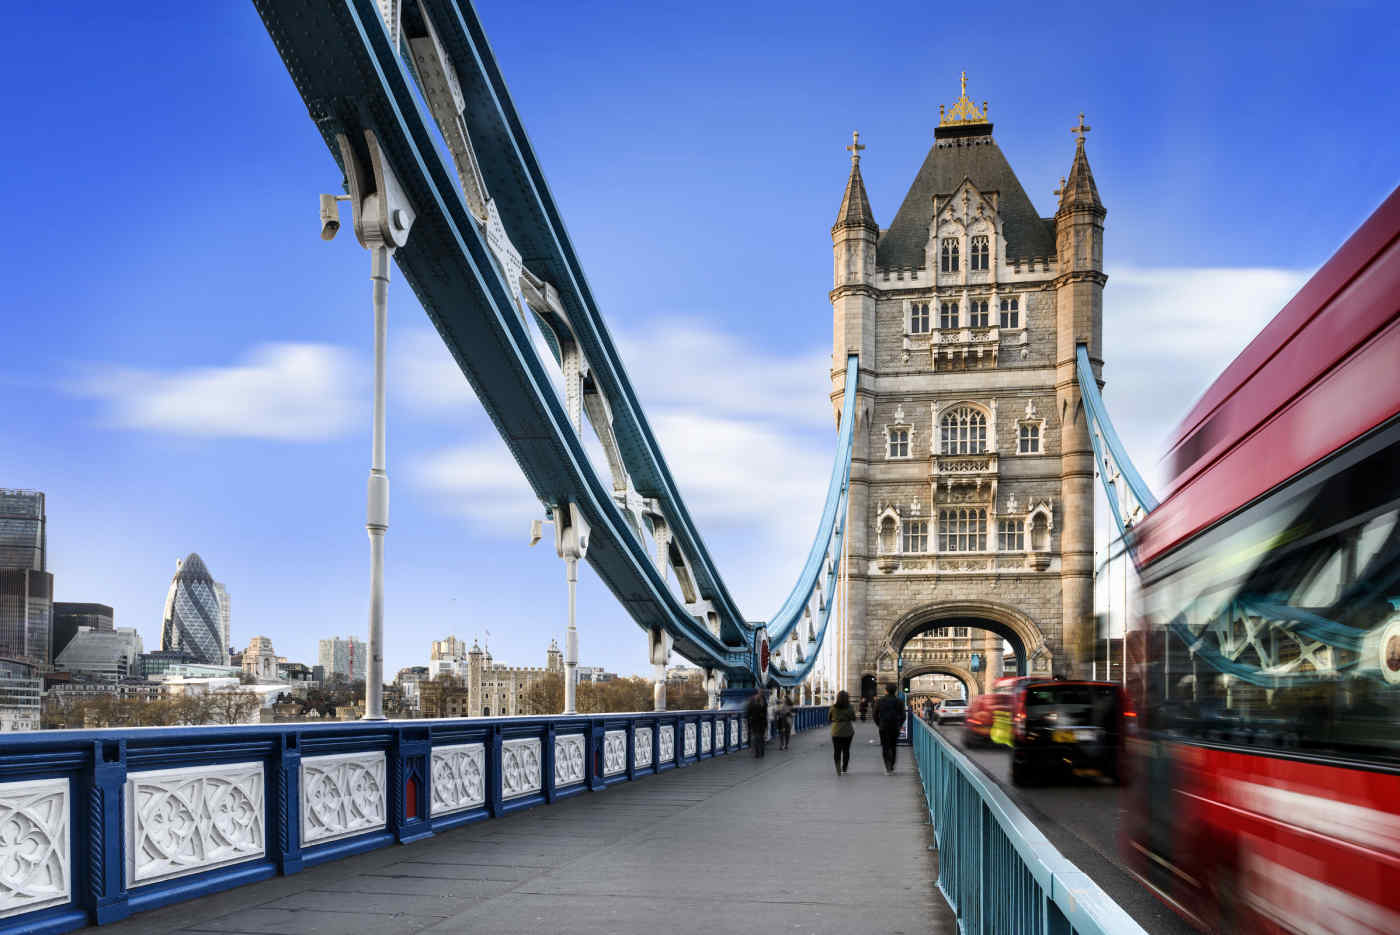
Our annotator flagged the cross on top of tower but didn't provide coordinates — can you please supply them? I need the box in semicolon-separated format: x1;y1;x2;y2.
1072;113;1092;142
847;130;865;165
939;72;989;127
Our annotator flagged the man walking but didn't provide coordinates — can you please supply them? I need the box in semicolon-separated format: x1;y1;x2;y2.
874;683;905;775
745;689;768;758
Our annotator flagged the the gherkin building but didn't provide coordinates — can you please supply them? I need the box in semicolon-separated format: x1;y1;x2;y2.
160;553;227;665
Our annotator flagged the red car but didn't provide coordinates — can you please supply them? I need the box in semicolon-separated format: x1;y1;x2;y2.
962;692;1010;748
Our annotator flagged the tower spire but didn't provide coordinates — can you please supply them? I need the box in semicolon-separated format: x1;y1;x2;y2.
1058;113;1103;214
833;131;878;232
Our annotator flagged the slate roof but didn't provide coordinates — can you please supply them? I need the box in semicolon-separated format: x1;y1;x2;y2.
833;160;878;232
1058;137;1103;214
876;124;1056;269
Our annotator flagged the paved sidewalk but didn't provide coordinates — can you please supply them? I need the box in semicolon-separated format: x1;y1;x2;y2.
82;723;955;935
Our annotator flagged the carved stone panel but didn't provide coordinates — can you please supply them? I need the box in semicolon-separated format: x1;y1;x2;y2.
430;743;484;816
553;734;585;790
602;729;627;777
683;722;697;758
501;738;542;800
700;721;712;753
658;725;675;763
633;727;653;769
0;777;69;918
125;762;263;889
741;721;749;745
729;719;739;747
300;752;386;847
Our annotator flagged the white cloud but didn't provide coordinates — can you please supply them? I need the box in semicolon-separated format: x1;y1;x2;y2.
1103;266;1310;492
82;343;360;441
409;438;542;535
391;328;477;414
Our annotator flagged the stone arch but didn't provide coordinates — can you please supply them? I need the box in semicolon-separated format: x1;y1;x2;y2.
901;662;979;701
886;599;1048;677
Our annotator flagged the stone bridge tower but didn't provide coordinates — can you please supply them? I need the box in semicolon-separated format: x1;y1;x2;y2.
829;76;1105;697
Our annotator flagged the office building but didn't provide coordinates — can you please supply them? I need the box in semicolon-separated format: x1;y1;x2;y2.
0;656;41;731
52;602;114;659
318;635;367;681
0;489;53;666
54;627;143;681
213;581;231;660
160;553;228;665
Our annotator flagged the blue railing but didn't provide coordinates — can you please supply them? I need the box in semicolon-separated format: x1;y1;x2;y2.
911;718;1146;935
0;707;829;935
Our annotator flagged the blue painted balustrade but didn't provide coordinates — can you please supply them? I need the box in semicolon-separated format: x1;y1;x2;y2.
910;718;1145;935
0;706;829;935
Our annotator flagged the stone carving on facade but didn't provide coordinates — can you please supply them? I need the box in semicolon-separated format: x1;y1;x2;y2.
683;722;697;758
729;719;739;747
430;743;485;815
700;721;712;753
501;738;542;800
602;730;627;776
633;727;653;769
553;733;585;789
0;777;69;918
301;752;386;846
658;725;675;764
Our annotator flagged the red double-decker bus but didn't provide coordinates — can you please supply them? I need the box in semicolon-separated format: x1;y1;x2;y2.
1124;187;1400;933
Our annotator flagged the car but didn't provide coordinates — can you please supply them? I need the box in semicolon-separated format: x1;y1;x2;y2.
935;697;967;724
961;692;1010;747
1009;679;1129;786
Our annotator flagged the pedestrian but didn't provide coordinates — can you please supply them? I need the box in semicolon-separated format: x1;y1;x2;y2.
830;690;855;775
859;697;869;722
922;699;934;722
745;689;768;758
776;693;794;750
874;683;906;775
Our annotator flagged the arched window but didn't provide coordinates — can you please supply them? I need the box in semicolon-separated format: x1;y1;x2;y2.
940;406;987;454
971;235;990;271
940;238;960;273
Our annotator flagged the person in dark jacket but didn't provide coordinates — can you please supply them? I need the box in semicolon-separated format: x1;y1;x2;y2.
745;689;768;757
874;683;906;774
829;691;856;775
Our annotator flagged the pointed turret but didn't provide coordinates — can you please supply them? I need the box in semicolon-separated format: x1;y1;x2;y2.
833;132;878;233
1057;114;1104;215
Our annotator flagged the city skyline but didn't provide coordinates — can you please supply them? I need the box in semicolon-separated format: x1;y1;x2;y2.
2;1;1395;679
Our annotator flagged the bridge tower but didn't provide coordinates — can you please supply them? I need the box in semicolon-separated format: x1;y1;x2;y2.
828;76;1106;695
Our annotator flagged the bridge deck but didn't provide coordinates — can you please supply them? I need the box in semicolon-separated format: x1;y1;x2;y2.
81;723;955;935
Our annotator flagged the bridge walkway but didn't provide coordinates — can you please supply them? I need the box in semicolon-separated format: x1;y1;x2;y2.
80;723;956;935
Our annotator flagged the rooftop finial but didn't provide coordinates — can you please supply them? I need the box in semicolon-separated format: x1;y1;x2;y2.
939;72;989;127
1072;112;1092;142
846;130;866;165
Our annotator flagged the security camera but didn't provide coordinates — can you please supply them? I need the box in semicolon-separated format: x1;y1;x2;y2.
319;193;343;241
529;518;543;547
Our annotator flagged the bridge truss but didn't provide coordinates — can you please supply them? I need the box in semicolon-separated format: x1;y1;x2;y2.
253;0;854;695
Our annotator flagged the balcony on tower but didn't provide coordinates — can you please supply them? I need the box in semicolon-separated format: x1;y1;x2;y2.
931;325;1000;370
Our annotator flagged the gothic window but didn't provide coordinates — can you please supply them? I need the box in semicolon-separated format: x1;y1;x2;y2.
1019;423;1041;454
941;238;960;273
940;406;987;454
902;520;928;553
938;509;987;552
970;235;990;271
888;428;909;458
999;519;1025;551
909;301;930;334
969;299;989;328
939;301;959;329
999;296;1020;329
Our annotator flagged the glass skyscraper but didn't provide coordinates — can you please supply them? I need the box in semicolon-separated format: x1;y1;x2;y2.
0;489;53;666
160;553;227;665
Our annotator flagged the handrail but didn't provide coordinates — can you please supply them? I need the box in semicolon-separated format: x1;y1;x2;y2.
911;718;1148;934
0;707;830;934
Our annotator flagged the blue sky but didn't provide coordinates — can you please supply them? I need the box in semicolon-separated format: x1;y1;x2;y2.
1;1;1395;679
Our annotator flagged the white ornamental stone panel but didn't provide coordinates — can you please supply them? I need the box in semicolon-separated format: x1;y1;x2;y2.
633;727;653;769
301;752;386;846
126;762;263;888
700;721;712;753
602;730;627;777
430;743;484;816
553;734;585;790
683;723;697;758
0;777;69;919
502;738;542;800
730;719;739;747
658;725;675;763
741;721;749;745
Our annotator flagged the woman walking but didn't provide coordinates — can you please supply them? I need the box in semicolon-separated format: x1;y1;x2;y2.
830;690;856;775
776;694;794;750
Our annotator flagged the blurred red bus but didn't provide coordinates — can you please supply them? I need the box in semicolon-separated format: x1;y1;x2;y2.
1124;187;1400;933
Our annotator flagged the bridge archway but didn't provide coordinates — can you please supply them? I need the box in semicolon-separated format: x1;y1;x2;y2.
901;662;979;702
888;600;1050;679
